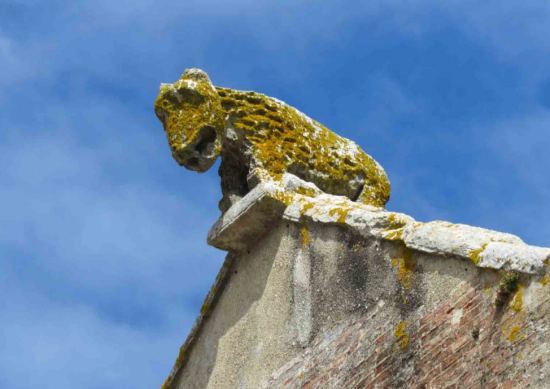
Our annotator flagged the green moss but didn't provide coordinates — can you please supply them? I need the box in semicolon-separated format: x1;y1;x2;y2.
495;271;520;311
499;272;520;295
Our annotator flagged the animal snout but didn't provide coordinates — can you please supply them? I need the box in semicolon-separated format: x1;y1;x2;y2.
171;144;198;166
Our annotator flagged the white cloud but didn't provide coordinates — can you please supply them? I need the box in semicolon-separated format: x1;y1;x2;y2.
0;127;223;291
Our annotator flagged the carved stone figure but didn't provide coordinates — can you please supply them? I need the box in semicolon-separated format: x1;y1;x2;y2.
154;68;390;212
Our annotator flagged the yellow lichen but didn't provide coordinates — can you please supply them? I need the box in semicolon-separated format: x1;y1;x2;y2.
223;89;391;206
502;314;526;342
155;68;391;208
295;186;318;197
272;189;296;206
199;300;210;316
507;325;521;342
391;248;416;289
299;200;315;215
300;224;310;246
394;321;410;350
154;71;224;163
384;228;404;241
509;286;523;312
501;293;526;343
468;243;488;265
501;315;525;342
383;214;408;241
540;274;550;286
328;206;350;224
387;213;406;229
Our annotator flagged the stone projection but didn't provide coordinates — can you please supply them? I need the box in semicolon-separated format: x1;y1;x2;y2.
154;68;390;212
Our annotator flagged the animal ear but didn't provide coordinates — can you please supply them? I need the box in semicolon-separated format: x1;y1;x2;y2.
181;68;212;84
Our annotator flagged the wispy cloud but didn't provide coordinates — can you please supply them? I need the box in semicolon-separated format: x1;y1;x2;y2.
0;100;224;386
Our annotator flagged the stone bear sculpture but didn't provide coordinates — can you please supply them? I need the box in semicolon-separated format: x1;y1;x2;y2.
154;68;390;212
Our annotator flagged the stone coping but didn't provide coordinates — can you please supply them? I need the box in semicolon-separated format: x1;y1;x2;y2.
210;178;550;274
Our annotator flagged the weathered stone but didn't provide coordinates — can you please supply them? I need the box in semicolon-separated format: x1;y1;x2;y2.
154;68;390;211
207;182;287;252
208;179;548;274
476;241;550;273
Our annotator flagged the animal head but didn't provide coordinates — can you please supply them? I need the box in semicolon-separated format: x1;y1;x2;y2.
154;68;224;172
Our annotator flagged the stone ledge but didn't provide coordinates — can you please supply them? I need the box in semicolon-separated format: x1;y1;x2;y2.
209;179;550;274
207;183;288;252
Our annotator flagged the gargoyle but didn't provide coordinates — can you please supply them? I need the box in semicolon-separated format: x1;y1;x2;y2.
154;68;390;212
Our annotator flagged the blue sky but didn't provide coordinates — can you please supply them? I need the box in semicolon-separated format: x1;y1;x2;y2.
1;1;549;387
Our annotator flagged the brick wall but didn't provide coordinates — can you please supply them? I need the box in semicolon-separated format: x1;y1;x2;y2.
266;273;550;389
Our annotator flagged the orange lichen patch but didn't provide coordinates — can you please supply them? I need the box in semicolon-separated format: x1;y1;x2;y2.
394;321;410;350
468;243;488;265
300;224;311;246
509;285;524;312
391;247;416;289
